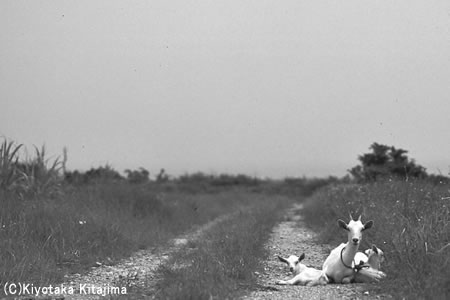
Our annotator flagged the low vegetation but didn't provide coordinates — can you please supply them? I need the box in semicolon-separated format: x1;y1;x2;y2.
0;139;301;294
152;194;293;300
2;181;269;285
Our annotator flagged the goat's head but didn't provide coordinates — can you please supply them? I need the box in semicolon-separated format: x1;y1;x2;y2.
365;244;385;269
277;253;305;274
337;214;373;246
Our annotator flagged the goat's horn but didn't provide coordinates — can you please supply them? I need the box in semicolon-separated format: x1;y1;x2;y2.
358;215;362;221
349;212;354;221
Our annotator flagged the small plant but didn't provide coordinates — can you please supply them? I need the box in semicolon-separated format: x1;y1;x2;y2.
0;139;24;191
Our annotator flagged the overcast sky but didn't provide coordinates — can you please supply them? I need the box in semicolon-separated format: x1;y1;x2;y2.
1;1;450;178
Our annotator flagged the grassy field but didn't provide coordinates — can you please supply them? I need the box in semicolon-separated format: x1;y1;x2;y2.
302;180;450;299
0;140;300;297
0;182;292;288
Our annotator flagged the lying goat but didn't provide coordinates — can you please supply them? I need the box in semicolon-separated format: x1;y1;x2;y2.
276;253;328;286
365;245;385;270
322;214;374;284
354;244;385;268
354;245;386;283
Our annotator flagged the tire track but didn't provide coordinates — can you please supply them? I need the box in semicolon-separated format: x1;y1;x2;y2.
15;213;237;300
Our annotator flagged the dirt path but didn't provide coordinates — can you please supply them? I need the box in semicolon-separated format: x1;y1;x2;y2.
244;203;392;300
43;213;236;300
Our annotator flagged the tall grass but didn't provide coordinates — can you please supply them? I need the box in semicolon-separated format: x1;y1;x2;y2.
0;140;62;197
0;140;24;190
152;194;293;300
302;180;450;299
0;181;271;288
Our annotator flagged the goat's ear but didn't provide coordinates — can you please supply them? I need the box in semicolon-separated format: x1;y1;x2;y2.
299;253;305;261
337;219;349;231
372;244;378;253
278;256;287;263
363;220;374;231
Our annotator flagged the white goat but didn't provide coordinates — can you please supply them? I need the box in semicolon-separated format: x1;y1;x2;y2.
365;245;385;270
277;253;329;286
322;214;374;284
354;245;387;283
354;245;385;268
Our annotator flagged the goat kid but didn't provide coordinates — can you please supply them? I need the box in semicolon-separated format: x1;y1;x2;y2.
354;244;385;268
365;245;385;270
277;253;328;286
354;245;387;283
322;214;373;284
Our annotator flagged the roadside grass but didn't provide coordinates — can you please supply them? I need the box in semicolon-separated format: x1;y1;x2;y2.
0;183;272;288
151;194;294;300
302;180;450;299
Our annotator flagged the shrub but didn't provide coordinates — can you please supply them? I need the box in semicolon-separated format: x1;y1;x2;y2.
349;142;428;182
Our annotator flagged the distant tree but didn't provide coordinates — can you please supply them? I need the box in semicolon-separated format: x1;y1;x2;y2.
84;165;123;183
65;165;123;184
125;167;150;184
427;173;450;185
349;142;427;182
156;168;169;183
64;170;83;184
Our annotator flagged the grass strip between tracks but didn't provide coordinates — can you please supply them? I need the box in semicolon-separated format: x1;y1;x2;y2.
149;194;294;300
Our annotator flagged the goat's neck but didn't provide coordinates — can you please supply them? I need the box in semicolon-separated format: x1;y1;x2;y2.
297;264;307;274
342;242;359;267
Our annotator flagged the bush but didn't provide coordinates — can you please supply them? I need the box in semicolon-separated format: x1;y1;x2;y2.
349;142;428;182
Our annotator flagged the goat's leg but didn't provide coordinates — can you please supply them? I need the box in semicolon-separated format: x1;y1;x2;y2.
354;268;386;283
341;275;354;284
305;281;316;287
276;279;294;285
276;274;308;285
306;279;324;287
306;276;328;287
276;278;298;285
